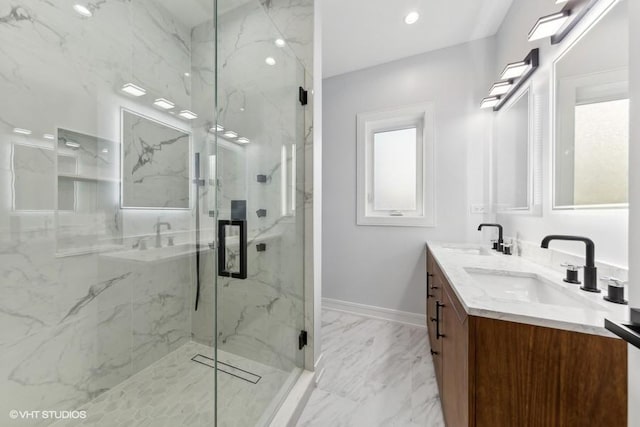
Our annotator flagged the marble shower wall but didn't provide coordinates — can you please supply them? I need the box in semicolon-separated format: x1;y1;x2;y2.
0;1;207;424
207;0;313;373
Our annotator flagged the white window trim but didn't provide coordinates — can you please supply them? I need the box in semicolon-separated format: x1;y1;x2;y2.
356;102;436;227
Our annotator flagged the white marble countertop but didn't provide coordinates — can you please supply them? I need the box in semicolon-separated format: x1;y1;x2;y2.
427;241;630;338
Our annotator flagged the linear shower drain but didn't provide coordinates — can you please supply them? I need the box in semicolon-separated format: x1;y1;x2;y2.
191;354;262;384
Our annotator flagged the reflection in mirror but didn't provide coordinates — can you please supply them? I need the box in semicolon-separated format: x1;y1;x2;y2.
554;0;628;208
495;89;530;211
12;144;55;211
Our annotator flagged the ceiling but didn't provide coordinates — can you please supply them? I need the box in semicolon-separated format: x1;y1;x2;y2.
321;0;514;78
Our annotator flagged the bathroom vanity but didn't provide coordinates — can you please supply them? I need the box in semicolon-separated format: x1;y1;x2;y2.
426;242;627;427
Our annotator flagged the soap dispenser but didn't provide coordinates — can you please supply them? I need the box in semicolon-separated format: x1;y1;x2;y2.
601;277;628;305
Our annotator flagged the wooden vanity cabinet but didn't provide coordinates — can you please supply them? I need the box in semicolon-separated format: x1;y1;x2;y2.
426;252;443;390
425;247;627;427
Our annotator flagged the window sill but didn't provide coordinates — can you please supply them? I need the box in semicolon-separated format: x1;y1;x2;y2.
357;215;435;228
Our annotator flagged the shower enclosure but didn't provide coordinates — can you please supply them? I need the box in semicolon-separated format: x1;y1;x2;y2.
0;0;312;425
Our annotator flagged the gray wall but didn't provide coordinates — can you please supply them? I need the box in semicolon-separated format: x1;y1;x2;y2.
322;38;495;315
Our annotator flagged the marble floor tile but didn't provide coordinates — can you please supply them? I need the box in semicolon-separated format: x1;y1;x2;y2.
297;309;445;427
52;341;292;427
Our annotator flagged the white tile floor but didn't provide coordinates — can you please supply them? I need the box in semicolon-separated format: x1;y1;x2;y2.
296;309;445;427
53;341;292;427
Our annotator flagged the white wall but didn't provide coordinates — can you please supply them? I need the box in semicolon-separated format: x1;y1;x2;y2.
322;39;495;314
628;1;639;425
494;0;629;268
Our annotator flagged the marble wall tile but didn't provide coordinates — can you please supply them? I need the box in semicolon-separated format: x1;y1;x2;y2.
0;0;201;422
121;110;191;209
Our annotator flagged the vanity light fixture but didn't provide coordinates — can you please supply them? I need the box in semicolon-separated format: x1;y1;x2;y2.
73;4;92;17
236;137;250;144
223;130;238;139
13;128;32;135
531;0;599;45
489;81;513;97
404;11;420;25
65;141;80;149
265;57;276;66
210;124;224;133
275;38;286;48
178;110;198;120
500;60;529;80
480;96;501;109
528;11;570;41
43;133;55;140
153;98;175;110
121;83;146;97
484;49;539;112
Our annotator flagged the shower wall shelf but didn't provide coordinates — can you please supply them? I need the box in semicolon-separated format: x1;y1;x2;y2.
58;174;119;183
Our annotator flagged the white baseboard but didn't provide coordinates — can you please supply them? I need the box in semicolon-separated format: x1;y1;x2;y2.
322;297;426;328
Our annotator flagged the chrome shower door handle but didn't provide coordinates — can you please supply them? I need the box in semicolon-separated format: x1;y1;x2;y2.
217;219;247;279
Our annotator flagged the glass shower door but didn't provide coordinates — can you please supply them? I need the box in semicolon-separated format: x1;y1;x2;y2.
214;0;307;425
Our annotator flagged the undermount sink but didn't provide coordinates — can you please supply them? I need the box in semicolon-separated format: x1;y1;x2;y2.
464;268;602;309
441;246;493;256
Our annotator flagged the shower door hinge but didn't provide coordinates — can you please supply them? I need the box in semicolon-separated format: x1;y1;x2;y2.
298;330;308;350
299;87;308;106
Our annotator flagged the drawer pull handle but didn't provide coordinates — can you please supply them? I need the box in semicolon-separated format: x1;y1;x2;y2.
435;302;445;339
430;349;438;356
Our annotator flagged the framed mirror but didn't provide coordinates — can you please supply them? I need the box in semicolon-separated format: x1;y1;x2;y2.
495;87;534;212
553;0;629;209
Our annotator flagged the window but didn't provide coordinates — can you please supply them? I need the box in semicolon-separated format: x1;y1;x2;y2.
554;68;629;209
573;98;628;206
356;103;435;227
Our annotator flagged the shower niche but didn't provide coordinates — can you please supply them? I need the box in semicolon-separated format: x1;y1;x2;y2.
56;128;122;256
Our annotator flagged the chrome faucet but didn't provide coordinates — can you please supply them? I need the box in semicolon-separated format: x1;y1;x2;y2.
153;219;172;248
541;235;599;293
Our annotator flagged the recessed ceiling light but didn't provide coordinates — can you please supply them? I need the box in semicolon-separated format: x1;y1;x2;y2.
237;137;250;144
404;11;420;25
73;4;92;17
275;38;286;48
528;11;571;41
556;0;569;3
489;81;513;97
184;72;190;77
265;57;276;66
43;133;55;140
210;124;224;133
13;128;32;135
500;60;529;80
101;148;109;154
153;98;175;110
240;107;245;112
223;130;238;139
121;83;146;97
480;96;501;109
178;110;198;120
65;141;80;148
